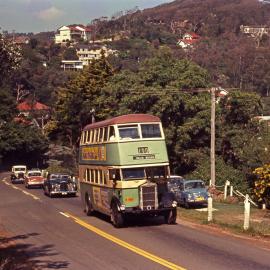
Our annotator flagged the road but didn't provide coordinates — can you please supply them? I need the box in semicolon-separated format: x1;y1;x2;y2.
0;172;270;270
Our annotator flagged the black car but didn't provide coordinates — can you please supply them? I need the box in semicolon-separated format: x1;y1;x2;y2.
43;174;77;197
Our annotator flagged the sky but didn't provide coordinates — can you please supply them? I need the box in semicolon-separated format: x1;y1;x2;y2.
0;0;173;33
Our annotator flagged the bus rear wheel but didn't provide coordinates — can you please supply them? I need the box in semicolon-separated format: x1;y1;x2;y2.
111;204;124;228
85;194;94;216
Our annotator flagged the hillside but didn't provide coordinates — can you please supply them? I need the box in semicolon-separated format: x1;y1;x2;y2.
139;0;270;36
98;0;270;98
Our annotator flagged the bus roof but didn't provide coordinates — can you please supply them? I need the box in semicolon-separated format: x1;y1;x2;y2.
83;114;161;130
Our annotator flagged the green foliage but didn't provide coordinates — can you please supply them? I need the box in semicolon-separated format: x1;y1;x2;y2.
0;122;49;166
0;86;17;122
185;153;246;191
253;164;270;202
55;54;114;145
0;33;22;85
221;91;262;125
63;47;78;60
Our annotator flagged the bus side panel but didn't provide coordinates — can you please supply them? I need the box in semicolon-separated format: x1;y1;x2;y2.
80;182;113;216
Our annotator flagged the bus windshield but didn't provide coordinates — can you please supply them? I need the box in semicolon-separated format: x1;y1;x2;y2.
122;168;145;180
141;124;161;138
118;125;140;139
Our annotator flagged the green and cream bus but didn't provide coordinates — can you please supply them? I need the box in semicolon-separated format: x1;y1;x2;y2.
79;114;177;227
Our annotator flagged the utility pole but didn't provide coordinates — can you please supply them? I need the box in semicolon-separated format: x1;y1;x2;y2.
210;87;216;187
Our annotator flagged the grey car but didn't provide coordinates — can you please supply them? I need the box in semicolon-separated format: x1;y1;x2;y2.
43;174;77;197
168;177;209;208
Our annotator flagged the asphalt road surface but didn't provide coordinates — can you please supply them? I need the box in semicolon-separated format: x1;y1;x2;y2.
1;172;270;270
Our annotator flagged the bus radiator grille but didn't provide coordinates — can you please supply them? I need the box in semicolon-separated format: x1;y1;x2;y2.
140;184;158;211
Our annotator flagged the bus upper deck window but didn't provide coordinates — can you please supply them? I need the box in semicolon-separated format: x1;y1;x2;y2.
118;125;139;140
87;131;91;143
104;127;108;142
141;124;161;138
99;128;104;142
109;126;115;141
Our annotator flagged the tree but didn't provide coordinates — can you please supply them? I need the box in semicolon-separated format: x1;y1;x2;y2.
55;54;114;146
0;122;49;167
104;48;210;175
0;33;22;85
63;47;78;60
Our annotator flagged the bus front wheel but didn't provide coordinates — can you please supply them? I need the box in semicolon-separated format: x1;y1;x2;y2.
85;194;94;216
164;209;177;225
111;203;124;228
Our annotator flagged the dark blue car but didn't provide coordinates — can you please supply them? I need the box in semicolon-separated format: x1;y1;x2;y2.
168;177;209;208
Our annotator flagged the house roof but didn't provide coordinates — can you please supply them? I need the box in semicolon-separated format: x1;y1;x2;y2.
17;101;49;111
184;32;200;39
84;114;161;130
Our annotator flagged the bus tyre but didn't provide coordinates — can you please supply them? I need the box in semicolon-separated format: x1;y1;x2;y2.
164;209;177;225
111;203;124;228
85;194;94;216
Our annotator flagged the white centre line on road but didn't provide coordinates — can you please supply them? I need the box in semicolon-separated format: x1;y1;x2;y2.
59;212;71;218
2;178;41;201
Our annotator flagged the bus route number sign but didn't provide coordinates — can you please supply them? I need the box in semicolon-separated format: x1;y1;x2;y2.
133;147;155;160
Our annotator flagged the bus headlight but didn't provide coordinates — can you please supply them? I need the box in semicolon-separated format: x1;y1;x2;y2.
172;201;177;207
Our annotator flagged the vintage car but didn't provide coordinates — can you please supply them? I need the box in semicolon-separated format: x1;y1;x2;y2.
167;177;209;208
43;174;77;197
25;169;44;188
10;165;27;184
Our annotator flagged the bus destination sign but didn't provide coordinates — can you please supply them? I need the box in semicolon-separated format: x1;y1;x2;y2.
82;146;106;161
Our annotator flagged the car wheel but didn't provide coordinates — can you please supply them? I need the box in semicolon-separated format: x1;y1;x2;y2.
49;191;54;198
85;194;94;216
264;198;270;210
164;209;177;224
184;200;189;209
110;203;124;228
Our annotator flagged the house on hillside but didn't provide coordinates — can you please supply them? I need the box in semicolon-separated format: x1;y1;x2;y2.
61;44;117;70
177;32;201;49
75;44;117;66
55;25;92;44
61;60;84;71
16;100;50;131
240;25;270;37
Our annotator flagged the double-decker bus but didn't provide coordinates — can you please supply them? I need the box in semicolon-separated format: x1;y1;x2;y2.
79;114;177;227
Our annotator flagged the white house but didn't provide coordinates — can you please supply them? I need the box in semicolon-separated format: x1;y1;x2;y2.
177;32;201;49
55;25;92;44
61;60;83;71
75;44;117;66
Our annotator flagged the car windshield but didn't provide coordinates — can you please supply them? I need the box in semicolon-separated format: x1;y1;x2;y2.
122;168;145;180
169;178;182;185
185;181;205;190
50;179;71;184
60;175;70;180
14;168;26;171
28;172;41;176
